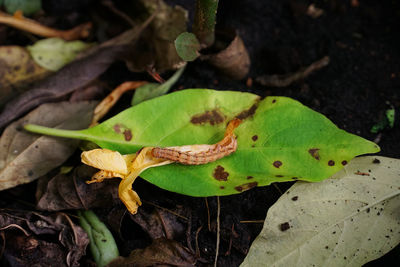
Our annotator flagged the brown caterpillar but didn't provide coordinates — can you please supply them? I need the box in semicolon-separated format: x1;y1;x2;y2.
151;118;241;165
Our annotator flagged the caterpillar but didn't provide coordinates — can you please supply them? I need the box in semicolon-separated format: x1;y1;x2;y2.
151;118;241;165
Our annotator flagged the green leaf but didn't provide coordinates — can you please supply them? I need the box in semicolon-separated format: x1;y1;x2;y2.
131;65;186;106
27;38;94;71
241;156;400;267
4;0;41;16
24;89;379;196
174;32;201;61
386;107;395;128
78;210;119;267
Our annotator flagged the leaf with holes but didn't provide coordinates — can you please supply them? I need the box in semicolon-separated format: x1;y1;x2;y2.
241;156;400;267
24;89;379;196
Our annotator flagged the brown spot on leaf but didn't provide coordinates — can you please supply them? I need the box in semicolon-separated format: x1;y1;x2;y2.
354;171;370;176
247;176;253;180
275;175;283;177
273;161;282;168
252;135;258;141
292;177;298;180
308;148;320;160
280;222;290;231
328;160;335;166
236;103;258;120
234;182;258;192
220;186;225;189
341;160;348;166
213;165;229;181
190;109;225;125
123;129;132;141
113;124;121;133
292;196;298;201
373;158;380;164
272;99;276;103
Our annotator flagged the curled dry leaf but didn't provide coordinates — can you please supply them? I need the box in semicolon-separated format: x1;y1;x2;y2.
81;119;241;214
0;46;50;108
203;31;250;80
0;210;89;267
0;16;153;129
241;156;400;267
108;238;196;267
36;165;119;211
0;101;97;191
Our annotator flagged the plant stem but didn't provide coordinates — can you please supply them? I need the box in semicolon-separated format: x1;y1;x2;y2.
24;124;88;140
193;0;219;48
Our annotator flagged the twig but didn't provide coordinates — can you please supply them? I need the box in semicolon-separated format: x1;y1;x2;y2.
195;225;203;258
142;200;188;221
90;81;148;126
225;223;234;256
204;197;211;231
256;56;330;87
214;196;220;267
102;0;136;27
147;66;165;83
0;11;91;41
239;220;264;224
272;183;283;195
186;214;194;253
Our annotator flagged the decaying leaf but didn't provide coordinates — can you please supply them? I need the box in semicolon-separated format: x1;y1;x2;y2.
0;101;97;191
108;238;196;267
27;38;94;71
0;46;50;108
36;165;119;211
0;210;89;267
0;16;153;129
125;0;187;72
26;90;379;198
241;156;400;267
203;31;250;80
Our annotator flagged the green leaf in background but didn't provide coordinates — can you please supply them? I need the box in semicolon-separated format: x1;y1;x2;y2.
4;0;41;16
174;32;201;61
131;64;186;106
27;38;94;71
386;107;395;128
241;156;400;267
78;210;119;267
25;89;379;196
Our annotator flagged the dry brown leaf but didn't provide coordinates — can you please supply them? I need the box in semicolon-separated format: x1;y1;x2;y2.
0;101;97;191
108;238;196;267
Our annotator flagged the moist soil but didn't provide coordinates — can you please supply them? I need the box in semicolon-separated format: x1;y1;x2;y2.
1;0;399;266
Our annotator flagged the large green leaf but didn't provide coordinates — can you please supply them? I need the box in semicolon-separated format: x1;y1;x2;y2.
241;156;400;267
25;89;379;196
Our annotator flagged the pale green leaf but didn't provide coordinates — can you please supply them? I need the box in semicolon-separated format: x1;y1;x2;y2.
241;156;400;267
27;38;94;71
131;64;185;106
4;0;41;16
24;90;379;197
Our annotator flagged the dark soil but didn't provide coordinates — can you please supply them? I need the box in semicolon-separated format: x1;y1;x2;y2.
1;0;399;266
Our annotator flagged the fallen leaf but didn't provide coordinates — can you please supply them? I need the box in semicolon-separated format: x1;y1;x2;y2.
3;0;41;16
27;38;94;71
108;238;196;267
26;90;379;197
125;0;187;72
0;210;89;267
129;207;187;240
0;101;97;191
0;16;153;129
78;210;119;267
0;46;50;108
36;165;119;211
131;64;185;105
241;156;400;267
